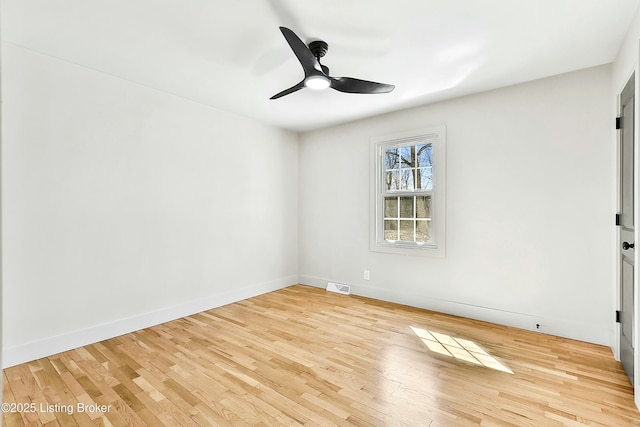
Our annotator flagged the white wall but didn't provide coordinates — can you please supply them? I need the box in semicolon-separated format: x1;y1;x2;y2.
299;64;614;346
1;44;299;366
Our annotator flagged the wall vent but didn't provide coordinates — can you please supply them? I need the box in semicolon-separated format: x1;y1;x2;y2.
326;282;351;295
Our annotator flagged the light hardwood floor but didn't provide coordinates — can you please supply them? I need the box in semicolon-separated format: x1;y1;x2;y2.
3;284;640;426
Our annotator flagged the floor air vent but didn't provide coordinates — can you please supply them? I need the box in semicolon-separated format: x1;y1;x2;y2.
326;282;351;295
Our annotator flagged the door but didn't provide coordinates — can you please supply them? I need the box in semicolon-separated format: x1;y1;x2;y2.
619;73;635;385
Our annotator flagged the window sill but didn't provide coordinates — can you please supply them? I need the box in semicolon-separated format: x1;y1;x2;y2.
370;240;445;258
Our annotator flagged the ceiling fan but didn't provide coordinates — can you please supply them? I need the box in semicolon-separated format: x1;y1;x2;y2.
270;26;395;100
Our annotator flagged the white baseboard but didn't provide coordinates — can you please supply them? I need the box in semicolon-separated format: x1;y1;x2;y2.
299;275;612;347
3;276;297;368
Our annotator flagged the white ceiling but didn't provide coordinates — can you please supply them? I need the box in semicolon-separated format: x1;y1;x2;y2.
2;0;639;132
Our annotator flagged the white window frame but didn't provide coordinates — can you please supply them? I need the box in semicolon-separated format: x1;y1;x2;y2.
370;126;446;257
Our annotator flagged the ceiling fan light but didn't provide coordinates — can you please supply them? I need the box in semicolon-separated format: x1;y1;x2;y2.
305;75;330;90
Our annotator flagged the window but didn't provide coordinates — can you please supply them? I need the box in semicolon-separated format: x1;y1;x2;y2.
370;126;446;257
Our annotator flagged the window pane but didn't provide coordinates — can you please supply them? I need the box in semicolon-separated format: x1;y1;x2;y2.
400;197;414;218
419;167;432;190
416;220;431;243
416;196;431;218
417;144;432;167
385;170;400;190
399;220;414;241
399;169;414;190
384;197;398;218
385;148;400;170
400;146;413;167
384;220;398;241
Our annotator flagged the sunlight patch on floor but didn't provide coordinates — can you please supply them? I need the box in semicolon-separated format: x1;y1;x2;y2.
410;326;513;374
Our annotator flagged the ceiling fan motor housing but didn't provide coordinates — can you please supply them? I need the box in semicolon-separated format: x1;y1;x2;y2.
309;40;328;59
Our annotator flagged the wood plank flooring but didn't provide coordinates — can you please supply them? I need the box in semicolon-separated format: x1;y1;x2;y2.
3;284;640;426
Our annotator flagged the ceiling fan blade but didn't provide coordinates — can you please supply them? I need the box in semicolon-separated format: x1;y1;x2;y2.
279;27;322;76
270;80;305;100
330;77;395;94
